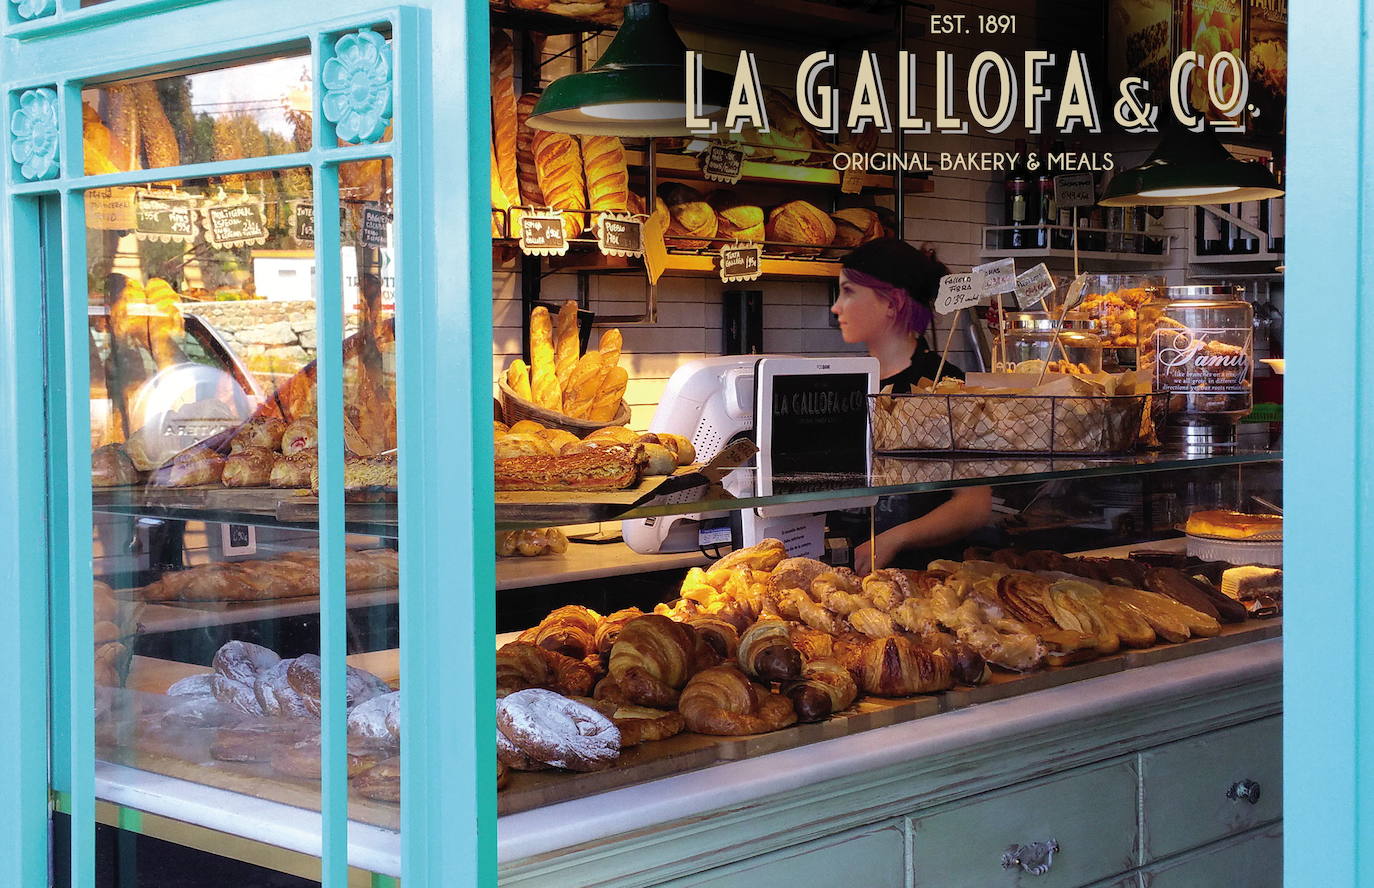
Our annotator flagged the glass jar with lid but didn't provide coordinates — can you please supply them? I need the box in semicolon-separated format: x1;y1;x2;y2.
1076;273;1165;370
1001;311;1104;374
1138;284;1254;450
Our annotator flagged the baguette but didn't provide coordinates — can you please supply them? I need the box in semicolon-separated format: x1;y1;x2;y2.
562;350;604;418
507;359;533;401
529;306;562;410
515;93;544;209
598;328;622;368
491;141;509;237
589;365;629;422
531;130;587;238
490;30;522;216
554;300;580;389
581;135;630;215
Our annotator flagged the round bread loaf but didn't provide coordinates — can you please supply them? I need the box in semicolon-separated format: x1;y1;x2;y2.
766;200;836;255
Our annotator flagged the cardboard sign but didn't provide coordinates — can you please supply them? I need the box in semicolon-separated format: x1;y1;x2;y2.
719;243;763;282
1054;172;1097;209
361;203;391;248
1014;263;1057;309
596;213;645;258
934;272;981;314
135;191;197;243
1063;273;1090;309
701;143;744;185
972;258;1017;296
204;198;268;249
642;208;670;285
518;211;570;256
85;187;137;230
839;165;865;195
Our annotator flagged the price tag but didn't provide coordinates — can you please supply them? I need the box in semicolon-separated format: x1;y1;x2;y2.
294;200;315;243
135;191;197;243
203;197;269;249
1014;263;1057;309
701;143;744;185
934;272;982;314
1054;172;1097;209
719;242;763;283
518;210;570;256
361;203;391;249
221;523;258;556
84;187;137;231
840;166;865;195
643;207;670;285
972;258;1017;296
596;213;645;258
1063;273;1090;310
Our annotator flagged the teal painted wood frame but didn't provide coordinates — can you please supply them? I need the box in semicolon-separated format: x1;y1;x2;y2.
1285;0;1364;884
0;2;494;886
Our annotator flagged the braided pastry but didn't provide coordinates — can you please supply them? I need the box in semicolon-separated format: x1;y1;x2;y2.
812;568;863;598
607;614;714;708
784;659;859;722
861;570;910;612
737;619;803;682
688;616;741;660
679;665;798;736
891;597;939;635
532;605;601;659
793;593;846;636
847;635;955;697
820;589;873;616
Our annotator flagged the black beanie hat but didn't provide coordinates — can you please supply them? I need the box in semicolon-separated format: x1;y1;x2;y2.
840;238;949;307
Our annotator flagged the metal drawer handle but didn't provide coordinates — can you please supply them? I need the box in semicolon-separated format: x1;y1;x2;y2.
1001;839;1059;875
1228;779;1262;805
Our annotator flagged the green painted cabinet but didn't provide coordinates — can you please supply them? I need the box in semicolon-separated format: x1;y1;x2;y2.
1141;825;1282;888
659;821;906;888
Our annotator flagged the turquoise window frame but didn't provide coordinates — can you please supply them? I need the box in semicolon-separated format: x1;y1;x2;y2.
0;2;494;886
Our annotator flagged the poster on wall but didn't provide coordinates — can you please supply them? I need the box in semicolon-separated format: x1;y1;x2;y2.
1247;0;1287;135
1107;0;1174;102
1179;0;1245;121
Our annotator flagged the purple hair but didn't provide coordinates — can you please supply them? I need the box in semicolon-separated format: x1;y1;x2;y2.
843;268;933;336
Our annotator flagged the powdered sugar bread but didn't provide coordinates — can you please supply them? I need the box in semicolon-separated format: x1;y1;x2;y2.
496;688;621;772
347;691;400;743
496;727;551;771
212;640;281;685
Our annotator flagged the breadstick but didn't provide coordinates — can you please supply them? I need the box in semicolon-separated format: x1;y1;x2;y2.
598;328;622;368
589;365;629;422
562;350;603;418
529;307;561;411
507;359;533;401
554;300;580;389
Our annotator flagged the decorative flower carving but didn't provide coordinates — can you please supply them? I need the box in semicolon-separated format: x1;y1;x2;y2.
12;0;55;21
10;88;60;182
321;28;393;145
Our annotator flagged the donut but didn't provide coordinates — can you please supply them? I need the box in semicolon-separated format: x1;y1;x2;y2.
347;691;400;744
212;641;281;686
496;688;621;772
496;729;550;771
353;756;401;803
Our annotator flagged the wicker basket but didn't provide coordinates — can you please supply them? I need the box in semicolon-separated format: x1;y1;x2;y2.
498;377;631;435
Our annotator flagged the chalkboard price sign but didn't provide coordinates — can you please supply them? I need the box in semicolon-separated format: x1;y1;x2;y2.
294;201;315;242
701;144;744;185
203;199;268;249
135;191;197;243
596;214;644;257
719;243;763;282
519;211;570;256
362;203;391;248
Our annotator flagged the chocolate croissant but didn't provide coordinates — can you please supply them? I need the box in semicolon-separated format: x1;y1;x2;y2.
688;616;741;661
845;635;954;697
679;665;798;736
784;659;859;722
606;614;714;708
737;619;803;683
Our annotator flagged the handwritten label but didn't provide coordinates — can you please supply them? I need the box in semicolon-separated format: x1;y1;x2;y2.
361;203;391;248
701;143;744;185
719;243;763;283
135;192;197;243
935;272;982;314
294;201;315;242
596;213;645;258
1064;273;1090;309
840;165;865;195
204;199;268;249
972;257;1017;296
85;187;137;231
643;208;669;285
1014;263;1057;309
1054;172;1097;209
519;211;570;256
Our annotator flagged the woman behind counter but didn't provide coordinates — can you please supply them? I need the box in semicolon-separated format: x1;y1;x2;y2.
832;238;993;572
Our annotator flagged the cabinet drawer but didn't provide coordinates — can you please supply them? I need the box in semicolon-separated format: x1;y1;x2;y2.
1139;716;1281;862
1141;823;1282;887
908;759;1139;888
661;821;905;888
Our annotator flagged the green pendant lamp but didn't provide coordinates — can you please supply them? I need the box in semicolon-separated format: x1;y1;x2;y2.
528;0;731;136
1099;124;1283;207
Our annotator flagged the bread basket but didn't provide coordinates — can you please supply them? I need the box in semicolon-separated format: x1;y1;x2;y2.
498;377;631;435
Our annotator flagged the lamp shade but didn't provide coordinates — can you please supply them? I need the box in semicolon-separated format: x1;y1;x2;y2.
1099;126;1283;207
528;0;730;136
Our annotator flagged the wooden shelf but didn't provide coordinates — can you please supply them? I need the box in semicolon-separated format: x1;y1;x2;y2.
627;149;932;195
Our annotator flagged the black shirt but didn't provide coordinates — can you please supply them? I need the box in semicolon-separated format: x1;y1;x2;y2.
881;339;965;393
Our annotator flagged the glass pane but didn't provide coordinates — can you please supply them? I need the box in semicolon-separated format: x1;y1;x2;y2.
81;54;312;174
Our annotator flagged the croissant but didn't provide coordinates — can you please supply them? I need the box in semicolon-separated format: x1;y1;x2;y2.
607;614;714;708
496;642;554;697
794;594;846;636
688;616;741;661
821;590;873;616
595;607;644;657
533;604;602;660
851;635;954;696
788;624;836;663
712;538;787;573
737;619;802;683
542;648;598;697
679;665;798;736
784;659;859;722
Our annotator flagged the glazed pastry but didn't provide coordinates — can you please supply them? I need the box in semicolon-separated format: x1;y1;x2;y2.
860;570;910;612
712;539;787;573
496;688;621;772
847;607;897;638
222;446;275;487
845;635;954;696
229;416;287;453
737;619;802;683
679;665;798;736
269;451;317;488
281;417;317;456
783;659;859;722
686;616;742;661
91;444;138;487
542;647;598;697
788;624;836;663
607;614;712;708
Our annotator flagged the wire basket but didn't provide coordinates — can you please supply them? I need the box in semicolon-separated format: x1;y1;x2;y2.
870;391;1148;456
498;377;631;436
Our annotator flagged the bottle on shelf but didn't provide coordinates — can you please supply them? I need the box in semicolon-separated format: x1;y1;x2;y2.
1033;140;1054;249
1003;138;1030;249
1267;155;1285;254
